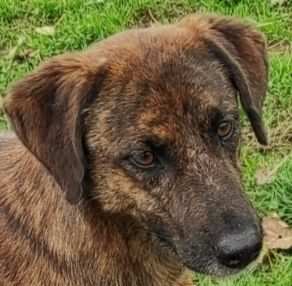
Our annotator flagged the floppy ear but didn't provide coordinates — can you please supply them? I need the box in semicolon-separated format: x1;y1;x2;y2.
206;16;268;145
4;53;106;203
181;15;269;145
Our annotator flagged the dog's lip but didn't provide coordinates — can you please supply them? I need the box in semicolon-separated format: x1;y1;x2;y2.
181;257;244;277
174;244;252;277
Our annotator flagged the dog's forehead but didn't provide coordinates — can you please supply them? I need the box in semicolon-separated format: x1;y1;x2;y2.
133;81;235;143
93;26;237;142
101;26;236;109
116;54;236;129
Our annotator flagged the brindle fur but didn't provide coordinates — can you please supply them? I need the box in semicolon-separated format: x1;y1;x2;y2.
0;15;268;286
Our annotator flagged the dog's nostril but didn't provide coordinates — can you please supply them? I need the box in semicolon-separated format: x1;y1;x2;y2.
217;229;262;269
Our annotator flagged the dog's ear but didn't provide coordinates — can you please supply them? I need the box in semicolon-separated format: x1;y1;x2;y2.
181;15;269;145
4;54;106;203
206;16;269;145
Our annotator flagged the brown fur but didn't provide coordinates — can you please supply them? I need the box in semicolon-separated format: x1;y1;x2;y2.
0;15;268;286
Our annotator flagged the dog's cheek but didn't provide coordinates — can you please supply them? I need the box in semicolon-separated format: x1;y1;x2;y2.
94;170;156;215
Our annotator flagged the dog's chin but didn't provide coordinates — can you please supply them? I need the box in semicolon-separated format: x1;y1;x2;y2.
153;234;256;278
154;241;241;277
182;259;244;277
153;237;246;277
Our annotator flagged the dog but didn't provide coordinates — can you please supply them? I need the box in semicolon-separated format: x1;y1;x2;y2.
0;14;268;286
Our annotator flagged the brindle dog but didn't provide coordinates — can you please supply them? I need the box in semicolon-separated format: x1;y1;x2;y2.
0;15;268;286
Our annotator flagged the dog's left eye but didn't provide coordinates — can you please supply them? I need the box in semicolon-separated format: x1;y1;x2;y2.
130;150;156;169
217;120;234;140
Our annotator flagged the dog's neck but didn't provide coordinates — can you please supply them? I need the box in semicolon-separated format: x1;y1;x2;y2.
0;135;192;286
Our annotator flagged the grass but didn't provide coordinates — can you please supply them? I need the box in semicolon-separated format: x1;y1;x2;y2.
0;0;291;285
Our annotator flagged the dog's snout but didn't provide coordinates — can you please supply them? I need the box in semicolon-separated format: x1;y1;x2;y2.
217;227;262;269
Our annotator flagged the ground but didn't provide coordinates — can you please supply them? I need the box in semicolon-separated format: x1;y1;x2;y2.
0;0;291;285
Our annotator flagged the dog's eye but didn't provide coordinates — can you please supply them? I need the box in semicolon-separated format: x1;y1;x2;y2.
130;150;156;169
217;120;234;140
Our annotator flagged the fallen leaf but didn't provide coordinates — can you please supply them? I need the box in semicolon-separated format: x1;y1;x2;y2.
256;154;292;186
35;26;55;36
271;0;287;6
263;214;292;250
255;168;275;185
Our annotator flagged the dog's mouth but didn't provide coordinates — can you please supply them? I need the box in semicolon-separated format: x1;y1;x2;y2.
174;245;262;277
152;227;262;277
179;254;256;277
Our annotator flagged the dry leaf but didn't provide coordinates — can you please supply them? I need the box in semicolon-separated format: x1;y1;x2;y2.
271;0;287;6
263;214;292;250
35;26;55;36
256;154;292;186
255;168;275;185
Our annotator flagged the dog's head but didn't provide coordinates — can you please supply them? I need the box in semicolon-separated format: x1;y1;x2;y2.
4;15;268;276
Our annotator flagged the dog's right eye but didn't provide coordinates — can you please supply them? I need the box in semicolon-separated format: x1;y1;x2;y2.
129;150;156;169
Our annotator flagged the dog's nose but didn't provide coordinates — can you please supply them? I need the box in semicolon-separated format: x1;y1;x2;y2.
217;228;262;269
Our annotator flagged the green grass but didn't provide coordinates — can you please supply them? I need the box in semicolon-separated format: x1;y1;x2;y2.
0;0;291;285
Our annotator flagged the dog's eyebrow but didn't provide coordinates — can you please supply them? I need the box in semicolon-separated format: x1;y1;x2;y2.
142;135;170;149
207;103;239;120
129;133;175;156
